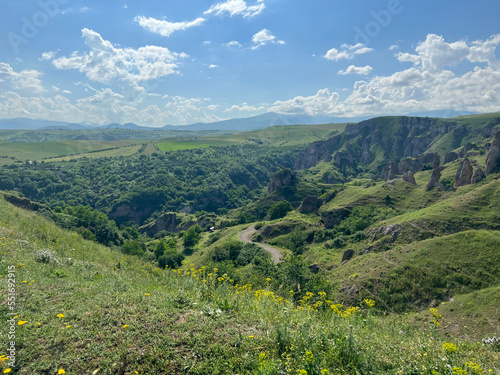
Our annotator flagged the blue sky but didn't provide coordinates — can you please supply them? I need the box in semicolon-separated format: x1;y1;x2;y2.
1;0;500;126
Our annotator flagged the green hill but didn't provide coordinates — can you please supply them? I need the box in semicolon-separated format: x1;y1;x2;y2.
1;194;499;374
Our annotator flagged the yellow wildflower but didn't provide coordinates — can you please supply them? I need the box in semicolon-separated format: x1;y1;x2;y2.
17;320;28;325
57;314;64;319
443;342;458;353
58;369;66;374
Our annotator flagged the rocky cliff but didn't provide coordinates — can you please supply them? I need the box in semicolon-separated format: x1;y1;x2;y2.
485;131;500;174
293;116;492;180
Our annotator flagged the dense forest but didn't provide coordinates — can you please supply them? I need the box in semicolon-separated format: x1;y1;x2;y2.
0;144;303;225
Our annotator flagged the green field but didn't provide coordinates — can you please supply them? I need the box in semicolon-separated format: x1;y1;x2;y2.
157;138;240;151
0;140;144;161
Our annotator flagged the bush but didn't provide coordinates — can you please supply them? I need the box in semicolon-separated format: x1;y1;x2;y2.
158;249;185;269
286;229;308;255
121;240;145;257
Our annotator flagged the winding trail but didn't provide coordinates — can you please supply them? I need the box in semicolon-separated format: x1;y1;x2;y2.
239;224;283;264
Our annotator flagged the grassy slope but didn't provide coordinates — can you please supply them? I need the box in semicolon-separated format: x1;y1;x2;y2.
1;195;499;374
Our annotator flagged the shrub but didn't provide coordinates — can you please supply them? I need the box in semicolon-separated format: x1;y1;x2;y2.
34;249;60;264
121;240;145;257
158;249;185;269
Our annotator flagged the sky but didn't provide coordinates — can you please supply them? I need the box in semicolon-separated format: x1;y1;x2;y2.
0;0;500;126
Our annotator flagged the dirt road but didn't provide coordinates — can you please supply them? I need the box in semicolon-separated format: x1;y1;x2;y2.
239;224;283;264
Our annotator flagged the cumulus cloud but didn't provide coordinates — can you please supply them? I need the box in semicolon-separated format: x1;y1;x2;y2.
40;51;57;61
396;34;469;72
224;41;242;48
272;34;500;117
324;43;373;61
0;63;45;94
204;0;265;18
269;89;340;116
0;88;222;126
209;64;218;69
338;65;373;75
134;16;205;37
251;29;285;49
226;103;263;112
52;29;187;98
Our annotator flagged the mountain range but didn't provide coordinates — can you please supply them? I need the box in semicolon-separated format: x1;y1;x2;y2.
0;110;478;132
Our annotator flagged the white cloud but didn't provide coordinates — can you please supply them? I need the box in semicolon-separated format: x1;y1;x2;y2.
0;63;45;94
204;0;265;18
134;16;205;37
209;64;218;69
226;103;263;112
52;29;187;98
225;41;242;48
338;65;373;75
40;51;57;61
269;89;340;116
251;29;285;49
388;45;399;51
271;34;500;117
396;34;469;72
324;43;373;61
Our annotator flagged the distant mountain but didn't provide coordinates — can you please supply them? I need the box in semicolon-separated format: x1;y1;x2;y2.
162;112;365;132
97;123;149;130
0;110;485;132
0;118;96;130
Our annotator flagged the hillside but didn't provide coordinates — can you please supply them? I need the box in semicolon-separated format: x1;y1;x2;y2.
1;113;499;373
1;194;499;374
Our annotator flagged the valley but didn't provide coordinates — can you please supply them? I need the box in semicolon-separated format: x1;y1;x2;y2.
1;113;499;374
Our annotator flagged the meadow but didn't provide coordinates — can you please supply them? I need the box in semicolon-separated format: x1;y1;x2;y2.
0;195;498;374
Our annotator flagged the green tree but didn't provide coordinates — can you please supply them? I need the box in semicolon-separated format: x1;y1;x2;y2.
269;200;293;220
183;224;202;251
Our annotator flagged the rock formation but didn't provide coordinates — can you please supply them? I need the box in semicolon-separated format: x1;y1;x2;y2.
298;196;322;214
485;131;500;174
341;249;355;265
268;168;295;193
426;155;444;191
402;171;417;186
321;207;351;229
471;167;485;184
454;158;474;188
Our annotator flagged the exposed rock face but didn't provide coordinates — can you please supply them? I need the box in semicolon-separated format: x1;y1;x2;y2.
485;131;500;174
294;135;343;170
471;167;485;184
341;248;355;264
298;196;322;214
454;158;474;188
109;203;155;225
268;168;295;194
140;213;179;237
402;171;417;186
444;151;458;164
260;222;297;239
426;155;444;191
321;207;351;229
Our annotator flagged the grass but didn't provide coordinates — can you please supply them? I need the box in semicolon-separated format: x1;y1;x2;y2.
45;144;143;161
0;194;499;374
